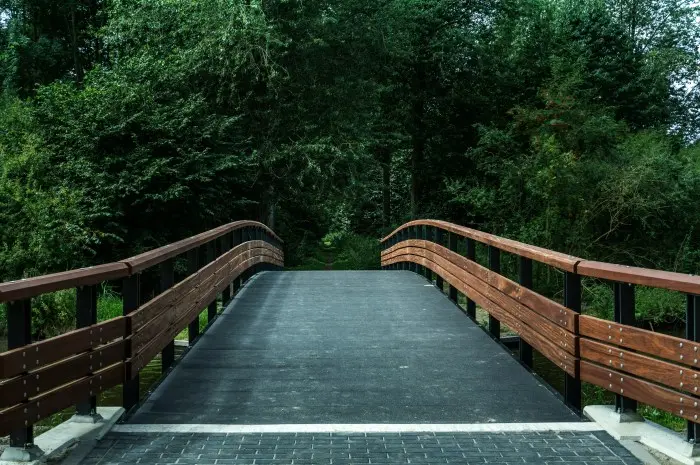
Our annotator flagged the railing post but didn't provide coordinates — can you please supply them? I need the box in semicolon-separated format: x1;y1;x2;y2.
614;282;637;416
207;241;217;323
222;234;232;305
421;225;430;280
7;299;34;451
434;228;444;292
160;259;175;373
409;226;417;273
448;232;458;303
518;257;534;368
688;295;700;442
187;248;200;345
564;271;582;411
487;246;501;338
416;225;425;278
465;238;476;319
76;284;98;418
122;274;140;412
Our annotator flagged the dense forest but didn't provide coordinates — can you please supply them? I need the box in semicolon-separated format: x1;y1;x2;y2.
0;0;699;288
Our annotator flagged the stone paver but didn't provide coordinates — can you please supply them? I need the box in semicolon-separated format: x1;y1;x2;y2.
83;431;642;465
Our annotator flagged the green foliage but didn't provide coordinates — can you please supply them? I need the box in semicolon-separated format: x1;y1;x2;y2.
585;282;686;325
32;289;75;339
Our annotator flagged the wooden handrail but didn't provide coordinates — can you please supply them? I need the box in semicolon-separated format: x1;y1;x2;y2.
383;219;700;293
0;220;282;303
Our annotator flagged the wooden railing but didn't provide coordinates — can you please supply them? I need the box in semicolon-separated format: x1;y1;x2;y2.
0;221;283;446
381;219;700;442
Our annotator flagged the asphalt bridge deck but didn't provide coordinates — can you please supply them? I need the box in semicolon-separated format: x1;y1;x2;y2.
128;271;579;424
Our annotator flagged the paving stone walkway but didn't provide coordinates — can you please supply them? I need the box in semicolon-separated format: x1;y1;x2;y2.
83;431;642;465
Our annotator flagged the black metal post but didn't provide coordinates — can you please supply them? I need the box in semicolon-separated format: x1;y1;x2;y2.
160;259;175;373
187;248;200;345
409;226;417;273
222;235;232;305
8;299;33;447
416;225;425;277
122;274;140;412
434;229;444;292
614;282;637;415
76;285;98;416
518;257;533;368
465;238;476;319
688;294;700;442
448;232;458;303
564;271;582;411
207;241;217;323
487;246;501;338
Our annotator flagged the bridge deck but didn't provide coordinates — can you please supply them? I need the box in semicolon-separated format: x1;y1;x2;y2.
129;270;577;424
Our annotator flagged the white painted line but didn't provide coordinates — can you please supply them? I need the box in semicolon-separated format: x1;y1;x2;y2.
111;423;603;434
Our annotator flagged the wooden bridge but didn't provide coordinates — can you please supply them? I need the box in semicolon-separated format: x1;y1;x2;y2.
2;220;700;464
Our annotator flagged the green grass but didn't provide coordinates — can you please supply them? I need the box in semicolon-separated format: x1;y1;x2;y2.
97;287;123;321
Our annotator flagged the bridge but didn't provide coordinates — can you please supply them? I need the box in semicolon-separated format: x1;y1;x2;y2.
1;220;700;464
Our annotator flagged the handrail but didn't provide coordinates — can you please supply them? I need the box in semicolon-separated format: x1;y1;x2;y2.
382;219;700;443
0;220;284;446
0;220;282;302
382;219;700;293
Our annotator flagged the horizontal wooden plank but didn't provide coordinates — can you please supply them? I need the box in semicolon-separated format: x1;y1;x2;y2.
577;260;700;295
0;263;129;303
128;254;281;377
381;220;580;272
579;314;700;367
0;317;125;379
580;360;700;423
129;243;280;333
580;338;700;396
383;240;578;332
409;245;577;354
0;339;125;409
383;253;578;376
0;362;124;437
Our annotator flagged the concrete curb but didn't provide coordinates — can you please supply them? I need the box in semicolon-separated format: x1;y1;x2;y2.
0;407;123;465
585;405;698;465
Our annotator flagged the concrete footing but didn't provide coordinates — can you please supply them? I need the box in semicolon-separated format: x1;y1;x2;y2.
585;404;700;465
0;407;123;465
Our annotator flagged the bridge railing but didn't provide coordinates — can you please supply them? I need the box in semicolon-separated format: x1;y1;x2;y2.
0;221;283;447
381;219;700;442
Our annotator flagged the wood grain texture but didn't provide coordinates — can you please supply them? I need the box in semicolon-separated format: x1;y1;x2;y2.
0;317;125;379
580;338;700;396
580;314;700;367
580;360;700;423
0;362;123;437
0;339;125;409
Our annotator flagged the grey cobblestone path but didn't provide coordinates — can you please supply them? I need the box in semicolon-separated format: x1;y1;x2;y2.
82;431;642;465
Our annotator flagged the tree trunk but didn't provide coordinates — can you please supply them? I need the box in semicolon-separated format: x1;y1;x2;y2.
410;99;425;220
381;150;391;227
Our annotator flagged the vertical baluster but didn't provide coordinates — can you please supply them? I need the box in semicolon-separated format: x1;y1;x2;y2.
76;284;98;417
518;257;533;368
487;246;501;338
122;274;140;412
7;299;34;450
688;294;700;442
160;259;175;373
434;228;444;292
207;240;217;323
564;272;582;411
416;225;425;277
465;238;476;319
448;232;458;303
187;248;200;345
614;282;637;415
